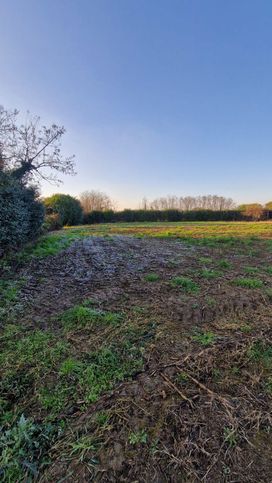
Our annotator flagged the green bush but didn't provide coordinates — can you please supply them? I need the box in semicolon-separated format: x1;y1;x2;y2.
0;172;44;255
43;194;83;226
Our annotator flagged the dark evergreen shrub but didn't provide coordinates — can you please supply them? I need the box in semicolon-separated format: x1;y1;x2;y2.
0;172;44;254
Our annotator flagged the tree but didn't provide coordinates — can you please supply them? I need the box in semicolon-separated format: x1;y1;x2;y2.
44;194;83;226
0;106;76;253
0;107;75;183
238;203;264;220
265;201;272;210
147;194;235;211
79;190;114;213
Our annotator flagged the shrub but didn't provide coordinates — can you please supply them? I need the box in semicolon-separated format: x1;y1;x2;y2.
0;172;44;255
43;194;83;226
43;213;62;232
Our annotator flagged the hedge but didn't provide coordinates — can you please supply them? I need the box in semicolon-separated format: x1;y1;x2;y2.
82;209;265;224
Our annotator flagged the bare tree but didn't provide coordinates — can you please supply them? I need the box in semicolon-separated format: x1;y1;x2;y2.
79;190;114;213
0;107;75;183
140;197;149;210
146;194;235;211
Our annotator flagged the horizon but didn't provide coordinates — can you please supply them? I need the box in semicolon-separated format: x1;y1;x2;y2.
1;0;272;208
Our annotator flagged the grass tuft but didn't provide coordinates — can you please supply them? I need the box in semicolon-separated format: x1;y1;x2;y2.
233;278;263;289
144;273;160;282
171;276;199;293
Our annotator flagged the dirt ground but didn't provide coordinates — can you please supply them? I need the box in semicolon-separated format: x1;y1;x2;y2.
2;235;272;482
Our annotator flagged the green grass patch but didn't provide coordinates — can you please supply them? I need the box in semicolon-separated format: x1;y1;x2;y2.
244;266;259;274
192;330;216;346
198;257;213;264
248;341;272;368
199;269;223;279
59;303;123;331
171;276;199;293
233;278;263;289
218;259;232;269
144;273;160;282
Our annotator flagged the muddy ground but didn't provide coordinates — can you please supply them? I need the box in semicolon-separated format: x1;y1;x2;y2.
2;235;272;482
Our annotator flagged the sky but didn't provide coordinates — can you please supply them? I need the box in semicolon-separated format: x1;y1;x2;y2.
0;0;272;208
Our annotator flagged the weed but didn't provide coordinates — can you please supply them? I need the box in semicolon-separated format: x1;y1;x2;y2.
171;276;199;293
144;273;160;282
95;411;110;426
218;259;232;269
60;304;123;330
0;279;24;323
192;302;199;309
81;345;143;403
198;257;213;264
230;366;240;375
240;324;252;333
176;372;189;384
129;429;148;445
192;330;216;346
59;358;83;376
248;341;272;368
205;296;216;307
132;306;146;314
223;427;238;447
150;438;159;454
233;278;263;289
0;414;60;481
212;368;221;380
199;269;222;279
244;266;259;274
69;435;98;461
0;330;70;373
38;384;71;413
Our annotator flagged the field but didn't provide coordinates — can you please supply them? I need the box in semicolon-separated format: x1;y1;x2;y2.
1;221;272;482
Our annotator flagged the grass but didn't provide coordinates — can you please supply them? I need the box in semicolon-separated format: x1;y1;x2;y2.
248;342;272;368
218;259;232;269
171;276;199;293
0;296;154;475
144;273;160;282
129;429;148;445
244;266;259;274
59;221;272;240
59;303;123;330
5;221;272;264
199;269;223;279
233;278;263;289
2;221;272;481
192;330;217;346
198;257;213;264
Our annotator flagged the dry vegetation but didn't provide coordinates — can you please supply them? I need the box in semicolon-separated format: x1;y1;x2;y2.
1;221;272;481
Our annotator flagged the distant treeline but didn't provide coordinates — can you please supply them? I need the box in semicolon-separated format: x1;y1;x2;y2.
42;192;272;231
83;209;272;224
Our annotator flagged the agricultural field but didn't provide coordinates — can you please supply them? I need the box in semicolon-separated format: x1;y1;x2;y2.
1;221;272;482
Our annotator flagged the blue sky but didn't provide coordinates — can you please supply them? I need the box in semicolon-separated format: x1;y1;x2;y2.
1;0;272;208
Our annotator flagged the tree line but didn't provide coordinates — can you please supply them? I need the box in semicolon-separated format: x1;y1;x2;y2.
1;105;272;255
141;195;235;211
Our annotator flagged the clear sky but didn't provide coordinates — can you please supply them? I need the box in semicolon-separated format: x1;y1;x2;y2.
1;0;272;208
